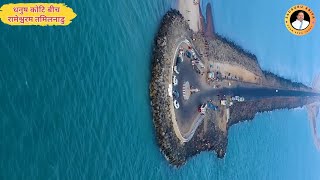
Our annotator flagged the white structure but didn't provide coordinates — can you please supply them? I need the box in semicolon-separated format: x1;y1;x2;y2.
231;96;244;102
208;72;215;79
190;88;200;93
168;84;172;97
221;99;233;107
231;96;239;101
182;81;191;100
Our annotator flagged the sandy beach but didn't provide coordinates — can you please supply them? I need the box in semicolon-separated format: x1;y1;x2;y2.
177;0;201;32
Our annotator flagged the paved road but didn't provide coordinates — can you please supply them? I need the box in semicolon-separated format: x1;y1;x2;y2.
179;87;320;120
176;87;320;142
170;39;320;143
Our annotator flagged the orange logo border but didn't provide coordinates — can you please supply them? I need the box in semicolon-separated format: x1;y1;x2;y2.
284;5;316;36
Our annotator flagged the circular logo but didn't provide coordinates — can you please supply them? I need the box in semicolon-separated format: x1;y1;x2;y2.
285;5;316;36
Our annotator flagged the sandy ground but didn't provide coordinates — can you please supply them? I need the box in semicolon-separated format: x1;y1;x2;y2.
216;107;227;132
214;62;262;84
177;0;201;32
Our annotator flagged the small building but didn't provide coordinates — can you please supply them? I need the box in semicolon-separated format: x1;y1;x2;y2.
199;103;207;115
221;99;233;107
208;72;215;79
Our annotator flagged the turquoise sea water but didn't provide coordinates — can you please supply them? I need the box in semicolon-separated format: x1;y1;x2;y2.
1;0;320;179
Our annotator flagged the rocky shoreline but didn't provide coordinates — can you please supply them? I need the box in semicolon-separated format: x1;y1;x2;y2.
228;96;320;127
150;10;227;166
150;9;191;166
150;9;319;167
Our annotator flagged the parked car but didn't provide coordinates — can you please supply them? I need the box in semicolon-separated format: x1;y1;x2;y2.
174;100;180;109
176;56;183;64
173;75;178;86
231;96;240;101
173;90;180;98
174;66;179;74
179;48;184;56
231;96;244;102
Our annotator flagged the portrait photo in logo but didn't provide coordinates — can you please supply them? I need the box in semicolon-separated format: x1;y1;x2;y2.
284;5;316;36
290;10;310;30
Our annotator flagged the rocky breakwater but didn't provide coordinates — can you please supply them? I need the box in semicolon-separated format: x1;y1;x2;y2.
228;96;320;127
150;9;191;166
150;10;227;166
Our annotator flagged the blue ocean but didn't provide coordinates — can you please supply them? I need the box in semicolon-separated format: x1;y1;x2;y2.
1;0;320;179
